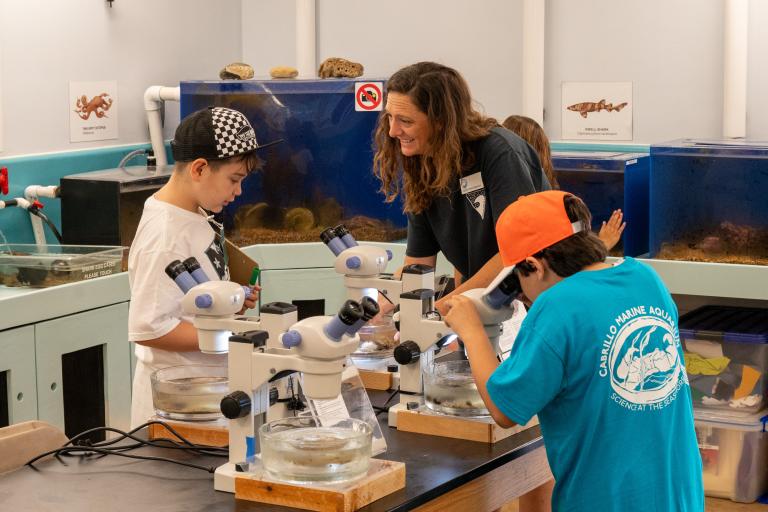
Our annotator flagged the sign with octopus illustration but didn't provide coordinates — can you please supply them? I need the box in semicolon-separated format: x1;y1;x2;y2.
562;82;632;141
69;81;118;142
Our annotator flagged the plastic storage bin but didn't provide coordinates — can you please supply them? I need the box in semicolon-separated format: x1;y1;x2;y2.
680;305;768;414
0;244;123;288
180;79;406;246
649;139;768;265
552;151;649;256
695;408;768;503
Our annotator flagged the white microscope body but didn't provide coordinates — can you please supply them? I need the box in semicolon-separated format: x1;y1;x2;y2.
170;257;375;493
321;225;435;304
388;271;523;426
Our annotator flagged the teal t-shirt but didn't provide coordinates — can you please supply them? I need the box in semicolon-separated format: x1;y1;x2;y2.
487;258;704;511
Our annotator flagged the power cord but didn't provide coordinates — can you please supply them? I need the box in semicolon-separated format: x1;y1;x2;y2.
377;289;395;305
26;420;228;473
275;376;306;414
373;386;400;416
27;208;63;243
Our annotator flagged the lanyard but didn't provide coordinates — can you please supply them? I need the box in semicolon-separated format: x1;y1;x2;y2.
198;207;229;267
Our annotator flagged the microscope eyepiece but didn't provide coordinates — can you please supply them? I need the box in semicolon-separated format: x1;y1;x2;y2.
337;299;364;326
498;271;522;297
164;260;187;280
183;257;201;273
320;227;338;244
359;296;380;321
334;224;358;248
345;296;381;336
165;259;198;293
484;270;522;309
320;227;347;256
183;257;210;284
333;225;351;238
324;299;364;341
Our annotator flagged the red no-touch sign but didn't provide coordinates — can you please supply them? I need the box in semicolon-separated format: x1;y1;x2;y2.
355;82;383;111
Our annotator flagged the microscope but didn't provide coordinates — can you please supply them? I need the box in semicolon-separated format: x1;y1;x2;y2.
321;224;435;304
387;268;523;426
167;257;378;493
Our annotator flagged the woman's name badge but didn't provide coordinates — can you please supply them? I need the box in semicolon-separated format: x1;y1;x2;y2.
459;172;484;195
460;172;486;219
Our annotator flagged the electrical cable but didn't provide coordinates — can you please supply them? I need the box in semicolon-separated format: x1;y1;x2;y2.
373;386;400;416
28;209;63;243
118;149;148;170
26;420;228;473
377;289;395;305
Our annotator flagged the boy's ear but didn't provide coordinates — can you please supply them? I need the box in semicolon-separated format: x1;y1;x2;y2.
187;158;208;180
525;257;547;280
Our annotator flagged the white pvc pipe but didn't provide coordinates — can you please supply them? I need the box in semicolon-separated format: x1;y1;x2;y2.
23;185;59;248
144;86;181;166
296;0;316;78
24;185;59;201
521;0;546;125
29;214;47;249
723;0;748;139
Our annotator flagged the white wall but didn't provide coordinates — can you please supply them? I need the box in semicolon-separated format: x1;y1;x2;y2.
3;0;768;157
747;0;768;139
243;0;768;145
243;0;525;121
0;0;243;157
545;0;724;143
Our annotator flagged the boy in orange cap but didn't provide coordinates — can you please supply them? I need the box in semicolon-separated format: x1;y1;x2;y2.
444;190;703;512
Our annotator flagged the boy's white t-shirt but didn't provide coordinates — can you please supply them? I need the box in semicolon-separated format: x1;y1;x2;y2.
128;196;230;427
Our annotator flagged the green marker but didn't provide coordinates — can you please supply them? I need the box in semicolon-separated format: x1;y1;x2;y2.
249;267;261;286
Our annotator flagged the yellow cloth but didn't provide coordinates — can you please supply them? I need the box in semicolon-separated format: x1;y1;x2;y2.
684;352;731;375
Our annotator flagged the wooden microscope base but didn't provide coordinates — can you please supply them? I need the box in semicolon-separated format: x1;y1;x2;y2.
234;459;406;512
357;369;394;391
396;408;539;443
148;417;228;447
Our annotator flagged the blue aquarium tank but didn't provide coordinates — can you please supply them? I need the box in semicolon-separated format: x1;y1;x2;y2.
650;140;768;265
180;79;405;244
552;151;650;256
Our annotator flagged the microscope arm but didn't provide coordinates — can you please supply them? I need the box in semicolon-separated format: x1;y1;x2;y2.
192;316;261;333
249;351;348;401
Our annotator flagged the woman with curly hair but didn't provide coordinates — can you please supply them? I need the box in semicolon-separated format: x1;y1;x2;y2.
374;62;549;312
373;61;554;512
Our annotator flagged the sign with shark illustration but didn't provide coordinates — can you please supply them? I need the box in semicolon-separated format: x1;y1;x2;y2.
69;81;118;143
562;82;633;141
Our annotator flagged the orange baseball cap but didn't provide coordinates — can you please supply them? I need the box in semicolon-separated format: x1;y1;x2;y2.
489;191;584;288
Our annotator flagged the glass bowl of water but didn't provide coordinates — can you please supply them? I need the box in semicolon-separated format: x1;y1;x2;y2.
150;365;227;421
423;359;489;417
259;417;372;483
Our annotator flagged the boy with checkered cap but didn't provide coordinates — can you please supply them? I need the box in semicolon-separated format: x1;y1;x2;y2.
128;107;277;427
444;191;703;511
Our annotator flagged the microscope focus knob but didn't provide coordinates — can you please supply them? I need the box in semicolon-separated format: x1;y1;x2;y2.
345;256;361;269
282;330;302;348
194;294;213;309
220;391;251;419
394;341;421;365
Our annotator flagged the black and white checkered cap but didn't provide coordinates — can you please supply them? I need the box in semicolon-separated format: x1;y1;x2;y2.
171;107;279;162
211;107;259;158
